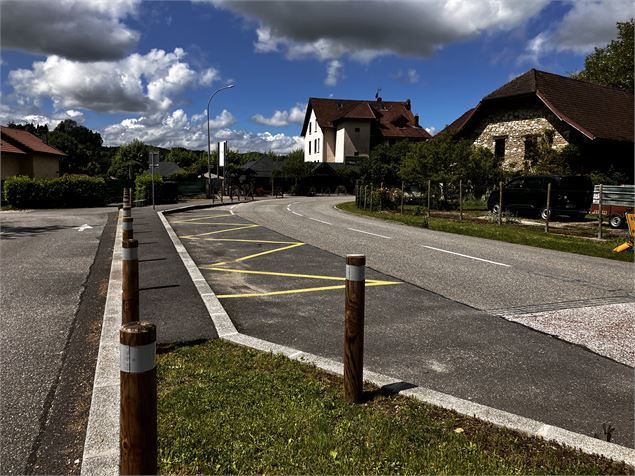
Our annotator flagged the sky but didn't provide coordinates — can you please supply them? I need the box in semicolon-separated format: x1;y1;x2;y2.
0;0;632;154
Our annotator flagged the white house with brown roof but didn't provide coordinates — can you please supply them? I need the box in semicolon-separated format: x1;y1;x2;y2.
301;97;430;164
1;126;66;180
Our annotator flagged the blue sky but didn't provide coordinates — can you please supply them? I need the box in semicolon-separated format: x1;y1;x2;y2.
1;0;632;153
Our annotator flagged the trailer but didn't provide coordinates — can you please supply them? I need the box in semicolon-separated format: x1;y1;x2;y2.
590;184;635;228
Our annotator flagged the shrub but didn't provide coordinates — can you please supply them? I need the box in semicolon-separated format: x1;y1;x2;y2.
2;175;106;208
135;173;163;203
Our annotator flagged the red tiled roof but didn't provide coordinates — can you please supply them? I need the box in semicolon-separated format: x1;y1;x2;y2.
0;126;66;156
437;108;476;137
1;139;27;154
444;69;633;142
302;98;431;140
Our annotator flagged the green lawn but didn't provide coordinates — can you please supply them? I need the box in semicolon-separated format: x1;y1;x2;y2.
157;340;631;475
338;202;633;262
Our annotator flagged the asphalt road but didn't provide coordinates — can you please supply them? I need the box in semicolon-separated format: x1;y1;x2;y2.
0;207;113;475
167;205;634;447
234;196;634;313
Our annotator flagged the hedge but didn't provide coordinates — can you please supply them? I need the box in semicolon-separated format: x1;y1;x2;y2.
3;175;107;208
134;173;177;204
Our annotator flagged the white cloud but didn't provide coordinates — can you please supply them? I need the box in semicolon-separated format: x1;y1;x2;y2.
199;67;220;86
100;108;302;153
425;126;436;136
0;0;140;61
251;103;306;126
0;105;86;128
325;60;343;86
522;0;633;61
394;68;421;84
210;0;550;65
8;48;217;114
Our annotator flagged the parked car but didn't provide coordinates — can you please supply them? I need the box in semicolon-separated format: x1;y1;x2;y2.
487;175;593;220
590;184;635;228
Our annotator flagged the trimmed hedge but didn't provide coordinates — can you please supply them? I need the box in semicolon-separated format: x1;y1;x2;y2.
3;175;107;208
134;173;177;204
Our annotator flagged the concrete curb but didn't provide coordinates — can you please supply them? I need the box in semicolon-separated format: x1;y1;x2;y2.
161;206;635;467
81;211;123;476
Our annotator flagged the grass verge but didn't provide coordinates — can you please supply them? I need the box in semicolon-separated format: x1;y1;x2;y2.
158;340;632;475
338;202;632;262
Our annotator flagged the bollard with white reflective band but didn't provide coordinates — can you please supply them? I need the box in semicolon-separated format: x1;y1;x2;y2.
122;205;132;218
344;254;365;403
122;239;139;324
122;216;134;242
120;321;157;475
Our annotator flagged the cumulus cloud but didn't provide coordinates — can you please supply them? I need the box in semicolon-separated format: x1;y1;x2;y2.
252;103;306;126
0;104;85;128
8;48;218;114
522;0;633;61
394;68;421;84
0;0;140;61
101;108;302;153
325;60;343;86
199;67;220;86
210;0;550;63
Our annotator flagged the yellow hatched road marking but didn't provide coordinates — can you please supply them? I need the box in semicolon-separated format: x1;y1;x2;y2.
201;238;300;245
181;224;260;239
216;281;399;299
175;214;233;222
172;221;248;225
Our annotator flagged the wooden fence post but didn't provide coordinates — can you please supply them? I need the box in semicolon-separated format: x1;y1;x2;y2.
597;184;603;239
427;180;431;219
120;321;157;475
459;179;463;221
544;182;551;234
122;239;139;324
401;181;405;214
498;181;503;226
344;254;365;404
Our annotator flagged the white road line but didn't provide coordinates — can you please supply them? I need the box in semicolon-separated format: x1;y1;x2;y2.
423;245;511;267
291;211;304;217
347;228;392;239
309;217;332;225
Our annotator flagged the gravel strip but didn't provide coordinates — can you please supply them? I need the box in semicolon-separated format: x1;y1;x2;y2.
504;303;635;367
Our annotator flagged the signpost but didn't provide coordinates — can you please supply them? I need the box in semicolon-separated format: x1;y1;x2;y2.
149;151;160;210
217;141;227;203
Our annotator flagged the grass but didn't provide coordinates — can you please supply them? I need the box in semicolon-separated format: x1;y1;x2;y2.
157;340;632;475
338;201;633;262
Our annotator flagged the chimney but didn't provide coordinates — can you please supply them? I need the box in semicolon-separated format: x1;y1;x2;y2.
405;99;411;110
414;114;419;127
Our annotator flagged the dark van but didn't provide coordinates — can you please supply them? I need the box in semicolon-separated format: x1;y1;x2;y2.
487;175;593;220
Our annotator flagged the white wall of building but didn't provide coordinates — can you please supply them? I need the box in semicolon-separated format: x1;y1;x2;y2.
304;110;324;162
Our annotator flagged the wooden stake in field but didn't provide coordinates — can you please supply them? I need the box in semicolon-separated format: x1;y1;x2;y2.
344;254;365;404
122;239;139;324
498;181;503;226
120;321;157;475
544;182;551;234
597;184;603;239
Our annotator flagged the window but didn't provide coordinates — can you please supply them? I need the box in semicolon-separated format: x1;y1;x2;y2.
494;137;506;159
524;135;538;161
354;127;360;133
314;138;318;154
354;151;359;156
316;138;320;153
309;141;311;154
309;122;311;134
507;178;523;189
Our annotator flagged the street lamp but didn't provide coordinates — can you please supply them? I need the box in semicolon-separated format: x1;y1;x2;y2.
206;83;235;199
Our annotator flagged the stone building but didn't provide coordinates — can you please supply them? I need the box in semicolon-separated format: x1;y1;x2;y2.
441;69;634;179
301;97;431;164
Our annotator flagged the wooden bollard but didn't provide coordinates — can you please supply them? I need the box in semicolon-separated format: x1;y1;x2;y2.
120;321;157;475
122;239;139;324
123;188;129;207
123;205;132;218
344;254;365;404
122;217;134;242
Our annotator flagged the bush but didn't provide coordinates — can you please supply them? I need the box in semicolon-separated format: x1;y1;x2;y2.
2;175;106;208
135;173;163;203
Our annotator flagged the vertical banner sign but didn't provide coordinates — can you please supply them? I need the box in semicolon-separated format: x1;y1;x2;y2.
218;141;227;167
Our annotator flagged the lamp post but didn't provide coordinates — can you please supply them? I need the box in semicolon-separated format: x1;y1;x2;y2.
206;83;235;199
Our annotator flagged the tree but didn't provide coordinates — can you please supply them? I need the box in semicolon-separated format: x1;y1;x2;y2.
282;149;312;194
107;139;150;182
359;141;412;187
573;19;634;92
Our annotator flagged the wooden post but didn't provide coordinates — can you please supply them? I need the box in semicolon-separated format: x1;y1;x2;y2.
344;254;365;404
498;181;503;226
401;181;405;214
122;239;139;324
427;180;431;219
122;205;132;219
122;217;133;242
369;185;373;212
363;185;368;210
459;179;463;221
120;321;157;476
597;184;603;239
271;176;275;198
544;182;551;234
123;188;130;207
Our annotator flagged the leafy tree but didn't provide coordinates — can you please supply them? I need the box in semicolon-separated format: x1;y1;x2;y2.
164;147;203;168
282;149;312;193
49;120;104;174
107;139;150;182
359;141;413;187
573;19;634;92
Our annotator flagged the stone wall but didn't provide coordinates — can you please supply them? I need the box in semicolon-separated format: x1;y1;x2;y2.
470;105;569;171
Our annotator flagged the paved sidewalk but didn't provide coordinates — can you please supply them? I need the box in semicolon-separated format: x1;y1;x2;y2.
133;205;218;344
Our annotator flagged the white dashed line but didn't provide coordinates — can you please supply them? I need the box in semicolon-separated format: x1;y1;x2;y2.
291;211;304;217
309;217;332;225
347;228;392;239
423;245;511;267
